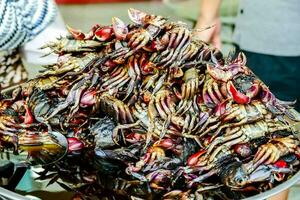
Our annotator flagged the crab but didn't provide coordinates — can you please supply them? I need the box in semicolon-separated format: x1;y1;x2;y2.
205;119;291;160
253;136;300;169
127;8;167;51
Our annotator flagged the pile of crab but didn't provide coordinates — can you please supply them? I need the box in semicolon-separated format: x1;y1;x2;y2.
1;9;300;200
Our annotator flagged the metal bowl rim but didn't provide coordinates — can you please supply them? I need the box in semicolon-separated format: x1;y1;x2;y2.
243;169;300;200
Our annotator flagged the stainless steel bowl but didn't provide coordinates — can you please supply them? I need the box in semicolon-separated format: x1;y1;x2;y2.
244;170;300;200
1;87;300;200
0;187;32;200
1;170;300;200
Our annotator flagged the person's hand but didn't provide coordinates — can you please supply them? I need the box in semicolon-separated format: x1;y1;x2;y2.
193;17;222;49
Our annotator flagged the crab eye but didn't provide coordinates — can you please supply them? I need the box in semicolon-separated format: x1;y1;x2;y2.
235;177;244;185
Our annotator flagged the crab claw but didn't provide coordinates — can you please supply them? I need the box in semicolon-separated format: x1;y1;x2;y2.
80;90;97;107
125;132;145;143
84;24;101;40
227;81;250;104
67;137;84;152
247;82;260;98
214;99;231;117
24;105;34;124
261;86;271;102
233;52;247;66
112;17;128;40
247;165;291;185
128;8;147;24
66;25;85;40
94;26;114;41
272;160;289;181
261;86;300;121
187;150;206;166
274;160;288;168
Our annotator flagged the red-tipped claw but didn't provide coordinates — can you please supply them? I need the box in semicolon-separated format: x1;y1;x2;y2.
125;132;144;143
67;25;85;40
274;160;288;168
94;26;114;42
187;150;206;166
273;160;288;181
112;17;128;40
84;24;100;40
67;137;84;152
24;105;34;124
227;81;250;104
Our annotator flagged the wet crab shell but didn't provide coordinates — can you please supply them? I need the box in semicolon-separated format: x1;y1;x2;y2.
89;117;117;149
218;161;249;188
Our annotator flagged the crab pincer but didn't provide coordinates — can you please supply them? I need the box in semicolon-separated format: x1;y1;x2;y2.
227;81;251;104
94;26;114;42
112;17;128;40
67;25;86;40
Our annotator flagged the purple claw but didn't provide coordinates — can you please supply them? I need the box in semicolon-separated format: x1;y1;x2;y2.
112;17;128;40
128;8;147;25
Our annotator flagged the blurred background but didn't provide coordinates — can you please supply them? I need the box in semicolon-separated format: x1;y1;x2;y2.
1;0;299;199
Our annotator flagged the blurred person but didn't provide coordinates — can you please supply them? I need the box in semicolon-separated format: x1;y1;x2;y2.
0;0;66;89
194;0;300;112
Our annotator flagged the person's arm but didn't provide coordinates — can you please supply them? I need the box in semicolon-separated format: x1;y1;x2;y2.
194;0;222;49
